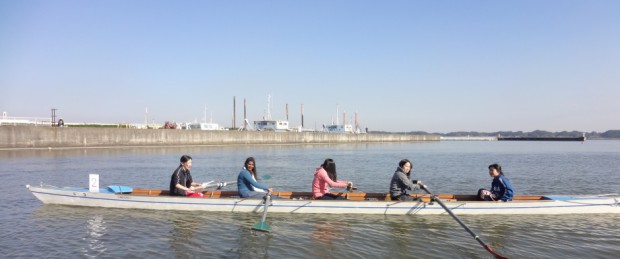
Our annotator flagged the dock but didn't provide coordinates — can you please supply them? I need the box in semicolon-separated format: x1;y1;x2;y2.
440;135;587;142
497;136;585;141
497;133;586;141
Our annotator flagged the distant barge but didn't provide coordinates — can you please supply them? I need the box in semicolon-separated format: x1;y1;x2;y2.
497;134;585;142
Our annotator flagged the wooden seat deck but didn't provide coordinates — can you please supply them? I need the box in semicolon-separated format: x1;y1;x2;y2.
131;189;547;202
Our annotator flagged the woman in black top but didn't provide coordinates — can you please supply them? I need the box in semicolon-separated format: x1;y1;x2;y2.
170;155;203;197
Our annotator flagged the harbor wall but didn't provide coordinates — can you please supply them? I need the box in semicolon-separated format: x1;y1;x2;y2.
0;126;439;148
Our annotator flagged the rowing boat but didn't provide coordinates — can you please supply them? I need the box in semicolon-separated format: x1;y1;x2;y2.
27;184;619;215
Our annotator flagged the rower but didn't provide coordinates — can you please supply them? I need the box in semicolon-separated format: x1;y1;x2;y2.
478;163;514;201
237;157;274;198
312;158;353;200
389;159;423;201
169;155;204;198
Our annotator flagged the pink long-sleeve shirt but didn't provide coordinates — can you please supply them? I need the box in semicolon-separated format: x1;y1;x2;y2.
312;167;348;198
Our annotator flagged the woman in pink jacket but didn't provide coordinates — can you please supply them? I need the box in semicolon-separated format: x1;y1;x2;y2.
312;158;353;199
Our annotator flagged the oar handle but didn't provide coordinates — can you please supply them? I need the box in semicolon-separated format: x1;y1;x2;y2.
198;181;237;190
345;181;358;192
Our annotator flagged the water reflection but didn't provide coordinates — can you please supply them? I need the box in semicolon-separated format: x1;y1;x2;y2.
384;219;415;257
234;216;274;258
82;215;107;258
484;218;512;253
251;229;273;258
169;213;203;258
310;220;351;258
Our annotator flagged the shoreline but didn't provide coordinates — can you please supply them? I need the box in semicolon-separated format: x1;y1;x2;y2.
0;126;439;149
0;141;420;151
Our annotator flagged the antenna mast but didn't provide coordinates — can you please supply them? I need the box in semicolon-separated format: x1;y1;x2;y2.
266;94;272;120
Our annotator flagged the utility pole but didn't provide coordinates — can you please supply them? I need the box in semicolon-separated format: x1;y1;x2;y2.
51;108;57;127
233;96;236;129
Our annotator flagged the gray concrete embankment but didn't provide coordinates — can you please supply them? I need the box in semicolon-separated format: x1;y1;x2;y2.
0;126;439;148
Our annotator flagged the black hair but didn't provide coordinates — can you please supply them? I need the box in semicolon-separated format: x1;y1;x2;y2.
399;159;412;176
245;157;258;179
488;163;503;174
321;158;337;181
180;155;192;164
398;159;411;169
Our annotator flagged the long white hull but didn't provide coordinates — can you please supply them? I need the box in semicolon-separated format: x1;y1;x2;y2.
28;185;620;215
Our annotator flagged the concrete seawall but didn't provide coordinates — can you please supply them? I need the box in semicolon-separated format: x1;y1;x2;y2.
0;126;439;148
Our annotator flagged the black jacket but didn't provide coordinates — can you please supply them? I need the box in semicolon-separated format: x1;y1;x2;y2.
169;165;193;196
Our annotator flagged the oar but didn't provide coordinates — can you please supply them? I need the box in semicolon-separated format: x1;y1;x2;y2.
251;191;272;232
420;184;508;259
196;181;236;191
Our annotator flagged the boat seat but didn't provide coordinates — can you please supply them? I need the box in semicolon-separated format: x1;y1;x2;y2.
346;192;367;201
342;192;391;201
364;193;390;201
132;189;170;196
289;191;313;200
515;195;547;200
272;191;293;199
204;191;238;198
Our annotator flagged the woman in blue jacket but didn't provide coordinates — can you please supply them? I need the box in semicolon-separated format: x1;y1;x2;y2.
478;163;514;201
237;157;272;198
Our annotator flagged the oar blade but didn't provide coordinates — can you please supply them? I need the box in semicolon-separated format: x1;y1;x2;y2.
251;221;270;232
251;192;272;232
485;245;508;259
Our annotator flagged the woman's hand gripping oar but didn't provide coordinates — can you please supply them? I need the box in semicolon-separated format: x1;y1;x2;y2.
251;190;272;232
419;184;508;259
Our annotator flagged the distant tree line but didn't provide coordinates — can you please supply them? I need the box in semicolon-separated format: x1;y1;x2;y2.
600;130;620;139
376;130;620;139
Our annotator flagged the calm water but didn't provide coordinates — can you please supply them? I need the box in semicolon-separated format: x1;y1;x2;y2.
1;141;619;258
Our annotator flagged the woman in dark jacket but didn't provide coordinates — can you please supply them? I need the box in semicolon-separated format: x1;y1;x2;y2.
389;159;422;201
478;163;514;201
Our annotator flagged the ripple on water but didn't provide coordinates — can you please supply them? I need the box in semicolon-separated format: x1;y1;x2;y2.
4;142;620;258
6;203;620;258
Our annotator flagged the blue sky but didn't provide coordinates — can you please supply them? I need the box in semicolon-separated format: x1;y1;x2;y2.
1;1;618;133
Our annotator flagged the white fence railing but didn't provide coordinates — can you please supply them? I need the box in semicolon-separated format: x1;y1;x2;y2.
0;117;53;126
